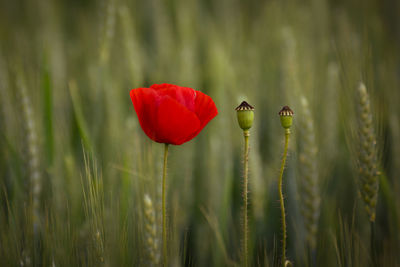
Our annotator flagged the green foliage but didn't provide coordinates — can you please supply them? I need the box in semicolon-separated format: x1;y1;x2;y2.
0;0;400;266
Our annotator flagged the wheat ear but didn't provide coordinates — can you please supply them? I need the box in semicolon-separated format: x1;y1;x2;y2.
143;194;160;266
356;83;379;222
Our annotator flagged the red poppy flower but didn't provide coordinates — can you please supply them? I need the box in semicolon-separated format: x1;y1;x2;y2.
130;83;218;145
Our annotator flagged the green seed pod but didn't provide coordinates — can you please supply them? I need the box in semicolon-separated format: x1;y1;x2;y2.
279;106;294;129
236;101;255;131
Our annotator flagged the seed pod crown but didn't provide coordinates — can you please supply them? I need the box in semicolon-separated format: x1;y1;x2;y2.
279;106;294;129
279;106;294;116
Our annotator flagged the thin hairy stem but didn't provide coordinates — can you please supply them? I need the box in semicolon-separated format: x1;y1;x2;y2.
162;144;169;266
279;129;290;267
242;130;250;267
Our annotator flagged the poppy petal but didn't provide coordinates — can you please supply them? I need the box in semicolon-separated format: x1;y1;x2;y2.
151;84;196;111
194;91;218;130
130;88;160;141
156;96;200;145
150;83;177;91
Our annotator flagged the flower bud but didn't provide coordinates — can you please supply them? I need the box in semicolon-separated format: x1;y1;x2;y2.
279;106;294;129
236;101;255;131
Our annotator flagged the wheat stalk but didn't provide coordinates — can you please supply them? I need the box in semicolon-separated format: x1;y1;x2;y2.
82;152;105;265
297;96;320;255
143;194;160;266
18;78;41;231
16;75;42;265
355;83;379;222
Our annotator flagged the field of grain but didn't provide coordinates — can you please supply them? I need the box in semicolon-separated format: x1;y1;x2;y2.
1;0;399;266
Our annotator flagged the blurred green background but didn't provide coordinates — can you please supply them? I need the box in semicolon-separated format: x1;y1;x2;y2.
1;0;400;266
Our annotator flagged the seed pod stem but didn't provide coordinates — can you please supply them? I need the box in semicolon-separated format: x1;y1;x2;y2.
278;106;294;267
235;101;254;267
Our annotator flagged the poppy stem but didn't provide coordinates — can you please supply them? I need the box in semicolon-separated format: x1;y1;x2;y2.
279;129;290;267
162;143;169;266
242;130;250;267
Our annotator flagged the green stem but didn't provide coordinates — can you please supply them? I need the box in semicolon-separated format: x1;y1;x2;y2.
242;130;250;267
162;144;169;266
371;221;376;266
279;129;290;267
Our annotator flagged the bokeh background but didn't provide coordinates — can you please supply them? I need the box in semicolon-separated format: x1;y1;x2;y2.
1;0;400;266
